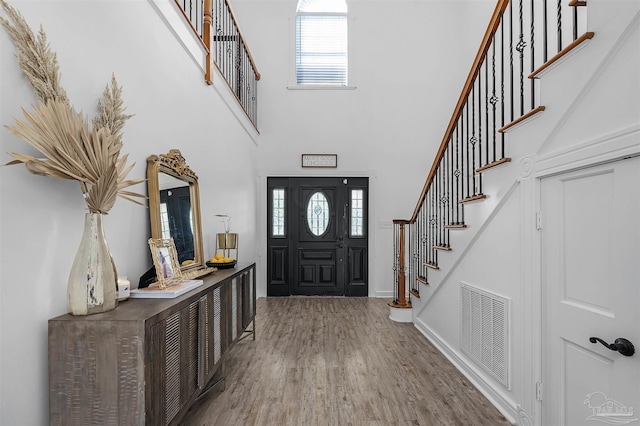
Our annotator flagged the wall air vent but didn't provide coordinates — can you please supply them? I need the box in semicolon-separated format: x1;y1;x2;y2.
460;282;509;388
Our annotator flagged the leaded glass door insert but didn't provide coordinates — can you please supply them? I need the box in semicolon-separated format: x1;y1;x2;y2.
306;191;330;236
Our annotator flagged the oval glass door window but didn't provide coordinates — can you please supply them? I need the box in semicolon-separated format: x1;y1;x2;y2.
307;191;330;236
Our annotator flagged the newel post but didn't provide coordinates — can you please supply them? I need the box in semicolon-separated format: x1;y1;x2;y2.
389;220;410;309
204;0;213;84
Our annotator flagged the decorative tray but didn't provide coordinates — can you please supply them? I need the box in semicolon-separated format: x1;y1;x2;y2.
206;260;237;269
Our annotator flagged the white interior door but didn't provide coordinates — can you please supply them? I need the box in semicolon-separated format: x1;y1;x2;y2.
541;156;640;426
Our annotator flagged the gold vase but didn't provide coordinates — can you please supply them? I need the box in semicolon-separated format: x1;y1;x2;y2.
67;213;118;315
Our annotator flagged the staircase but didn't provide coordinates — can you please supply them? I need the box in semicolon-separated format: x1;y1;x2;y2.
390;0;640;422
390;0;594;311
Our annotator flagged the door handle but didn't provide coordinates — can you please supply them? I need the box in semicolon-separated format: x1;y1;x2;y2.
589;337;635;357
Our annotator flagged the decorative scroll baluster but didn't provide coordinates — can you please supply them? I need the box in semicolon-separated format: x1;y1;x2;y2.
530;0;536;110
517;0;526;117
454;126;462;224
500;10;506;158
509;0;515;123
490;39;498;164
484;57;489;167
557;0;562;53
470;84;478;195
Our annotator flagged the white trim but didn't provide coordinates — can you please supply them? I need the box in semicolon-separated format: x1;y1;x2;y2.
414;318;518;425
389;306;413;323
534;125;640;178
287;85;357;90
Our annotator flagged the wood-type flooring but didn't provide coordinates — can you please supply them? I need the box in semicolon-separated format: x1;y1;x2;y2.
183;297;511;426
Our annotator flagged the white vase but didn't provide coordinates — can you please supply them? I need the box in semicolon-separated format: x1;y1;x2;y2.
67;212;118;315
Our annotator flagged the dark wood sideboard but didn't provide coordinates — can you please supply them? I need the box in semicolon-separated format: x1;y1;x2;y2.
48;262;256;425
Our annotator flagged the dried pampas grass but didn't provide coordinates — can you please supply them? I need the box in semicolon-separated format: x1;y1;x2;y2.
0;0;67;104
1;0;145;214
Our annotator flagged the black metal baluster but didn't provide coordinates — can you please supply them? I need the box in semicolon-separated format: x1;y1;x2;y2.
438;166;443;247
449;138;455;226
431;188;437;266
517;0;526;117
573;3;578;41
454;125;461;224
500;12;506;159
557;0;562;53
464;97;470;200
543;0;548;62
440;164;445;246
484;55;489;166
491;37;497;163
530;0;536;110
470;84;477;195
445;151;450;247
421;201;426;279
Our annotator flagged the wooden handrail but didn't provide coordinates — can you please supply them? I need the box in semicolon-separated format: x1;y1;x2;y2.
408;0;510;223
222;0;261;81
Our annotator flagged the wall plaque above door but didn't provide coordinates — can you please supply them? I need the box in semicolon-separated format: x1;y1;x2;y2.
301;154;337;168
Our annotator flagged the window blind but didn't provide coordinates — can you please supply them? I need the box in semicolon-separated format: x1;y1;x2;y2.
295;14;347;85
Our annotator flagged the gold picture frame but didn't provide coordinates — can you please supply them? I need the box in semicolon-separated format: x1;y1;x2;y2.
148;238;183;289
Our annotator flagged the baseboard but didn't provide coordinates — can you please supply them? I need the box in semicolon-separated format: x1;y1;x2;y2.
413;317;518;425
373;290;395;298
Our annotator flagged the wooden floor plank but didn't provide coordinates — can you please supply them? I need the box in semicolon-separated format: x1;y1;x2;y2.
183;297;511;426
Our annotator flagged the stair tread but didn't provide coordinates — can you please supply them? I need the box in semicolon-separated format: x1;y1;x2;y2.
459;194;487;204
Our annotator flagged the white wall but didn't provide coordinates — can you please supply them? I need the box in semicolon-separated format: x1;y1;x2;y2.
0;1;258;424
230;0;496;297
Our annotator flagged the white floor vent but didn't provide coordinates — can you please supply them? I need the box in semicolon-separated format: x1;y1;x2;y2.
460;282;509;388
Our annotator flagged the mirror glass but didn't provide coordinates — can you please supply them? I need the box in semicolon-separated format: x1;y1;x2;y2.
147;150;205;275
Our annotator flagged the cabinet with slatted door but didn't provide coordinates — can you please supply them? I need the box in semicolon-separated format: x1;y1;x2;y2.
48;263;255;426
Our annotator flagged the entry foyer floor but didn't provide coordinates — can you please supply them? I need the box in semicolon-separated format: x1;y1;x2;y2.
184;297;511;425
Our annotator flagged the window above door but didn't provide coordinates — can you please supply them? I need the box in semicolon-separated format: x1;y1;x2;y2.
290;0;355;89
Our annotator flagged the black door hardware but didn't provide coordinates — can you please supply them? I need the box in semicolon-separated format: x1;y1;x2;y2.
589;337;635;357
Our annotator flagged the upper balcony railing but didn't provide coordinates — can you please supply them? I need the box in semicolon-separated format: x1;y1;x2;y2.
175;0;261;129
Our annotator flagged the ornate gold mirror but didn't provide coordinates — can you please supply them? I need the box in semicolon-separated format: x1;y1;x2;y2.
147;149;209;277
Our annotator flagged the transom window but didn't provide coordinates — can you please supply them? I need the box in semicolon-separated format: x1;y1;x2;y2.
295;0;348;86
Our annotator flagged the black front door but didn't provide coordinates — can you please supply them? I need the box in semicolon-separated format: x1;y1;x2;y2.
267;177;368;296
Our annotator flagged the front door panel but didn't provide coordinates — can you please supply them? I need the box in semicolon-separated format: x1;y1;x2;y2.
267;177;368;296
293;180;344;295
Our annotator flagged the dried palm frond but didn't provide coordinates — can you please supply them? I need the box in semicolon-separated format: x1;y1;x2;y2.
5;100;145;213
0;0;68;104
1;1;145;214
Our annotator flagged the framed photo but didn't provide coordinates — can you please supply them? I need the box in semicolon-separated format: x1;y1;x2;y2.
148;238;183;289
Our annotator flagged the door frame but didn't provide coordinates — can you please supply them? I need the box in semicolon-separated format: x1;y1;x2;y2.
266;176;369;296
530;135;640;425
258;169;377;298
